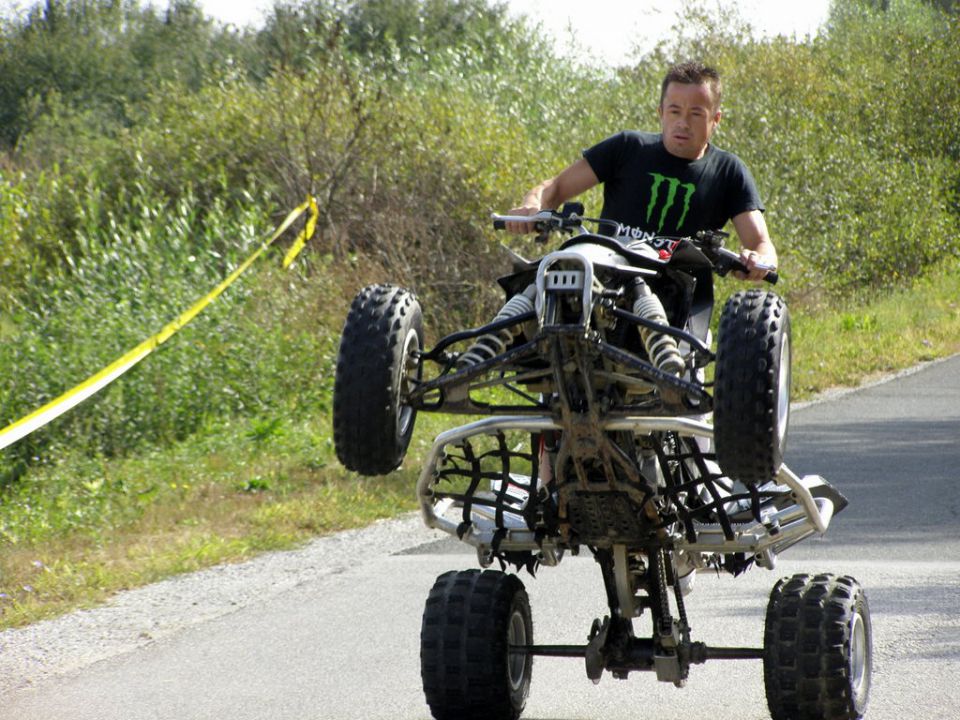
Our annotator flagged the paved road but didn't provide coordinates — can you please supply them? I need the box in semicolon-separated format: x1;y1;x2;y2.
3;356;959;720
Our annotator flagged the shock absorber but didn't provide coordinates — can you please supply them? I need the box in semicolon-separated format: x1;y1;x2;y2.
632;279;685;376
457;287;536;368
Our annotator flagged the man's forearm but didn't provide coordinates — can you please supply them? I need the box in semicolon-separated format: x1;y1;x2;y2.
505;159;599;233
521;177;567;211
523;159;599;211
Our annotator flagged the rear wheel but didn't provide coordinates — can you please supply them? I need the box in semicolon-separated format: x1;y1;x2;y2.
421;569;533;720
332;284;422;475
714;289;791;483
764;573;872;720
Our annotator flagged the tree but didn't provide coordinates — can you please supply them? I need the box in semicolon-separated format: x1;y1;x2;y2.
0;0;248;150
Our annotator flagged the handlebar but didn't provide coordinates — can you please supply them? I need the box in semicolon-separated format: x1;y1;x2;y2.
491;210;778;285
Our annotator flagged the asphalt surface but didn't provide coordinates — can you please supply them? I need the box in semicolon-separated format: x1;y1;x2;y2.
2;355;959;720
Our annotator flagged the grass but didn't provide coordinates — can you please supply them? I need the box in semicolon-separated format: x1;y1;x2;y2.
2;258;960;629
0;413;429;628
791;257;960;396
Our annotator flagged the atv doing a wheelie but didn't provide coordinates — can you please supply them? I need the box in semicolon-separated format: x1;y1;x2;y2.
332;205;872;720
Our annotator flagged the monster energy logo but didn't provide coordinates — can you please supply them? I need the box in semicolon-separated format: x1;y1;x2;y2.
646;173;695;232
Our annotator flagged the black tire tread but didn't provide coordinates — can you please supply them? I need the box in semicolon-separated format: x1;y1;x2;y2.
764;572;872;720
714;289;790;483
333;284;421;475
421;569;532;720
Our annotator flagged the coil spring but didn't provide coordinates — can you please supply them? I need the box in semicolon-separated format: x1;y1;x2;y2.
457;292;535;368
633;289;685;375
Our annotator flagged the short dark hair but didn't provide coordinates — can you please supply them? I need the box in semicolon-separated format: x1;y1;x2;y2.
660;61;722;110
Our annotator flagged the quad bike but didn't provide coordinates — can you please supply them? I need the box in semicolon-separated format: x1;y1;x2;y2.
332;204;872;720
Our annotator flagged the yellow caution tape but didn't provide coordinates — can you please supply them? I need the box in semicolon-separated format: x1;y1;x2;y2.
0;197;319;451
283;195;318;269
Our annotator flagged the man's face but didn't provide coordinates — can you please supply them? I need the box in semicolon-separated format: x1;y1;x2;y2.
658;81;721;160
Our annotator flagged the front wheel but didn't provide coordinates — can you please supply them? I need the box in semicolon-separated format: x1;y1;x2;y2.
713;289;791;483
420;569;533;720
332;284;423;475
764;573;872;720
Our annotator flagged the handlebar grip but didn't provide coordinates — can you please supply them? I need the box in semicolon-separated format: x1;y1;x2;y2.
717;247;778;284
493;220;546;232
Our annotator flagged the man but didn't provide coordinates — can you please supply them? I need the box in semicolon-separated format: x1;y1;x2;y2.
504;60;777;282
497;63;779;576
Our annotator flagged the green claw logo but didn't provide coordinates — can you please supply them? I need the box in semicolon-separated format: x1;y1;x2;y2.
646;173;696;232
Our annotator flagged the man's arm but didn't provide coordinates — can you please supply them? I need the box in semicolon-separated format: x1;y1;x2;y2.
504;158;600;234
731;209;778;281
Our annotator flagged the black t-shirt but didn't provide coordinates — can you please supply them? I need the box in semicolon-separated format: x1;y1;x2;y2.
582;131;763;242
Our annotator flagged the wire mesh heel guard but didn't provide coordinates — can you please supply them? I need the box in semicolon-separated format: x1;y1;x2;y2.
416;415;843;569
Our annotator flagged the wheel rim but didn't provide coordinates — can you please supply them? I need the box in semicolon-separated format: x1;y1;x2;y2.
850;610;869;701
776;333;791;449
507;608;529;692
397;327;421;437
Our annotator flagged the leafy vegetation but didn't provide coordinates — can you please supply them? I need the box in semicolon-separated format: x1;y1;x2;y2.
1;0;958;626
